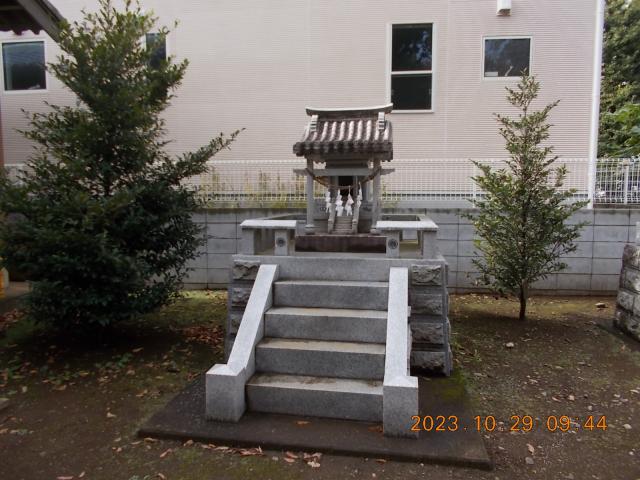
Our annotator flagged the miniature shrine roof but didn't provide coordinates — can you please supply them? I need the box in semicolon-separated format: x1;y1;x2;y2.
293;104;393;160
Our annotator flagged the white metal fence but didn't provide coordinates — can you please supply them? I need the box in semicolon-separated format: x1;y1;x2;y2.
594;158;640;205
186;158;592;205
4;157;638;206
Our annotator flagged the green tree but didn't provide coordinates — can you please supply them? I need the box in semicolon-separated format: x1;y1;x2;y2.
0;0;239;328
599;0;640;156
468;76;587;320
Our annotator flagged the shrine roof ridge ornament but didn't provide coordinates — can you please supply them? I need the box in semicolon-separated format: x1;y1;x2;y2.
293;104;393;160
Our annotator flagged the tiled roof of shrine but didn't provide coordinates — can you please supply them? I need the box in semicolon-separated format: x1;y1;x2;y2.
293;104;393;160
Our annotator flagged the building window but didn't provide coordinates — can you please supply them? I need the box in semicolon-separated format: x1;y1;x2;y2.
484;37;531;78
390;24;433;111
145;33;167;69
2;41;46;91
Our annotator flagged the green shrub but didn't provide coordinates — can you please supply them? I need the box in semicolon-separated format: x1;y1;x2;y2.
0;0;239;328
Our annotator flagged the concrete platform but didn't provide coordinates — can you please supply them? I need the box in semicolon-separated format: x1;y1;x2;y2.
138;374;492;470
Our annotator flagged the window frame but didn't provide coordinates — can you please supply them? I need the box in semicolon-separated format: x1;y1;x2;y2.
482;35;533;81
143;32;169;67
0;37;48;94
386;22;436;114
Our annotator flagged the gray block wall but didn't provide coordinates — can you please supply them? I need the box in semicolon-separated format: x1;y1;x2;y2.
184;207;634;295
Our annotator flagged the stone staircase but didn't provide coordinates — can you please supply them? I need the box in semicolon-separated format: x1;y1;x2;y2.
333;214;353;234
209;255;450;437
246;280;389;421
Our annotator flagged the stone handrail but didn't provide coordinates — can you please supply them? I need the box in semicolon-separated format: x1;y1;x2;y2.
327;202;336;233
240;219;297;256
375;216;439;259
383;267;419;438
205;264;279;421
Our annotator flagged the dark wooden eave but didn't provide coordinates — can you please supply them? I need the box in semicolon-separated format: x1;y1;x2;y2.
0;0;64;40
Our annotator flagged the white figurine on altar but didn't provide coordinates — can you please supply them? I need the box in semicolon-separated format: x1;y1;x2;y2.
335;195;344;216
325;190;332;212
356;190;362;207
345;192;354;216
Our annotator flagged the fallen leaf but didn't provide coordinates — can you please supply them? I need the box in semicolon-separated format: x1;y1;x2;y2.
132;347;144;353
296;420;310;426
56;477;74;480
505;342;515;348
156;474;166;480
239;447;264;456
78;473;85;479
183;439;194;447
285;451;299;459
106;412;116;419
144;437;157;443
525;456;534;465
307;460;321;468
527;443;535;455
368;425;384;434
375;458;387;464
283;458;296;464
160;449;172;458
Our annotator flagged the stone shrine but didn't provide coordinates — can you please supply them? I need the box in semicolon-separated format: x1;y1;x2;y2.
205;105;451;438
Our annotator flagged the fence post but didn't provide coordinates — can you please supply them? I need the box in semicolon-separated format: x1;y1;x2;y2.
623;159;630;205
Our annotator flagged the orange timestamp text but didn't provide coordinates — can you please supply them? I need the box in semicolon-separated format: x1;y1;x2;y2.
410;415;607;432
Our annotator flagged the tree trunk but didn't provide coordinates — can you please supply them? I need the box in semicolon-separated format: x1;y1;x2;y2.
519;285;528;321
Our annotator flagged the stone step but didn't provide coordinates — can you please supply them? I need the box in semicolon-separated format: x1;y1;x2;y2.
255;337;385;380
265;306;387;343
274;280;389;310
246;373;382;422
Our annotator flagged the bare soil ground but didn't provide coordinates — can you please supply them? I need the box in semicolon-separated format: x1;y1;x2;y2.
0;292;638;480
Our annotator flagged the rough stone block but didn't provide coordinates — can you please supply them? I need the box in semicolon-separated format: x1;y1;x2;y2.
230;286;252;307
622;268;640;294
617;289;635;312
228;309;244;334
232;260;261;281
622;244;640;270
410;292;444;315
410;322;444;344
614;308;640;342
410;350;446;373
411;264;443;286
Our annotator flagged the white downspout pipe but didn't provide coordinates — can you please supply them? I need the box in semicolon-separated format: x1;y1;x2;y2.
588;0;605;209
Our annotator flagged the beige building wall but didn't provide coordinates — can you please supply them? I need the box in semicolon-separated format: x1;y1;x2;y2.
0;0;598;166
